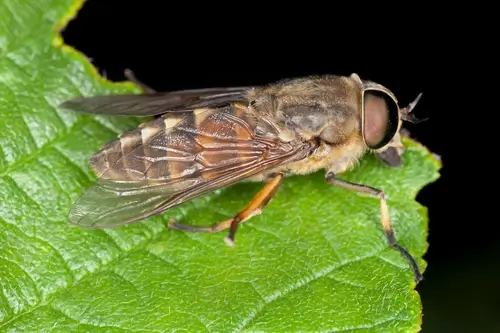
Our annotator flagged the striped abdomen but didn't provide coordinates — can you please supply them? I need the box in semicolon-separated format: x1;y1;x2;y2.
89;103;282;182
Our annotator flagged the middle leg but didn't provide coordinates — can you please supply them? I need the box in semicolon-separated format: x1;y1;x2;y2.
168;172;285;246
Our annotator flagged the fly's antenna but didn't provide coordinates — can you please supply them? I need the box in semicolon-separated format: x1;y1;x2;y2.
400;93;427;124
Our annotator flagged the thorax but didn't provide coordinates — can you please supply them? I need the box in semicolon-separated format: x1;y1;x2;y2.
248;135;367;182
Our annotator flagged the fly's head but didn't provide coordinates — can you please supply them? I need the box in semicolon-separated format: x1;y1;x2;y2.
359;77;425;155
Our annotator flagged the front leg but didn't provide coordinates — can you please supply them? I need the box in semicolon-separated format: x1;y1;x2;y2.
375;147;402;167
325;172;423;283
375;129;407;167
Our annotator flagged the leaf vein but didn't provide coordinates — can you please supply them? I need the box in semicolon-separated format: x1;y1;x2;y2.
49;303;151;333
323;309;408;333
0;227;167;329
37;160;72;202
0;83;39;152
145;249;183;272
236;251;384;332
326;276;371;289
377;253;406;270
0;117;92;177
0;217;75;288
52;145;92;179
0;255;40;308
309;213;344;261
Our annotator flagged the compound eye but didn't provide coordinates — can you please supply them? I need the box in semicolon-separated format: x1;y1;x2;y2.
363;90;399;149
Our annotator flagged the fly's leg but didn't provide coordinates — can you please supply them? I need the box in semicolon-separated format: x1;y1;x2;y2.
124;69;156;94
325;172;423;283
168;173;284;246
375;147;402;167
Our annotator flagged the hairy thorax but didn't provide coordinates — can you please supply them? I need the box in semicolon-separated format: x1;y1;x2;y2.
249;134;366;182
284;135;366;175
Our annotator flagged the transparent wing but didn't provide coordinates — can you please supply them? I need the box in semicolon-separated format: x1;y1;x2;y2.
69;178;193;228
69;103;314;228
68;148;304;228
59;87;252;116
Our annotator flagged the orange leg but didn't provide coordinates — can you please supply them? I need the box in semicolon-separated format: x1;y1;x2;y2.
325;172;423;283
168;173;284;246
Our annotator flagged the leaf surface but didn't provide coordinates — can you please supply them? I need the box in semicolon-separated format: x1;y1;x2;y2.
0;1;441;332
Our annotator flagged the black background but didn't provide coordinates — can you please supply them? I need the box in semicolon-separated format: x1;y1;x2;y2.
60;2;494;332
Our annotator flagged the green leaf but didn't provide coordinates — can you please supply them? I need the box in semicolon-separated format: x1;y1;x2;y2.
0;0;441;331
